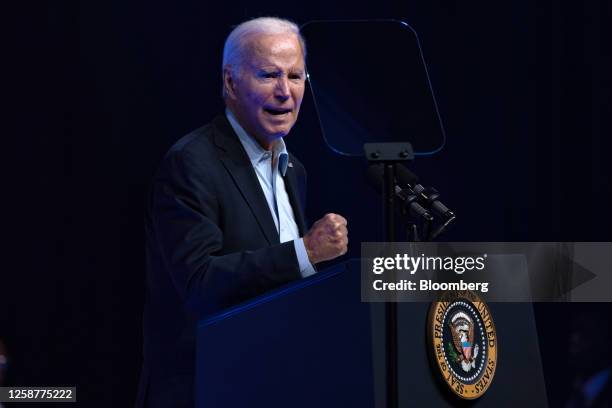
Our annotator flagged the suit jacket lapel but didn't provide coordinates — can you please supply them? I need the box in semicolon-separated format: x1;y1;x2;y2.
284;165;306;236
212;115;280;245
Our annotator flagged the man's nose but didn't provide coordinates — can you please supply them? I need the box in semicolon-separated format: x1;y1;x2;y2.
274;77;290;100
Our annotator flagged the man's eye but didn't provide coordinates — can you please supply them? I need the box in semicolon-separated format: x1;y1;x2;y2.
289;74;303;81
261;72;278;79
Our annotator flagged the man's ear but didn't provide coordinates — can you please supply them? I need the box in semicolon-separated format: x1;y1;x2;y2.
223;67;237;99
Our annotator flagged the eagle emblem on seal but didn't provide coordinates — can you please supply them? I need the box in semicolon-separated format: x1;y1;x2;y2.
427;291;497;399
448;311;480;372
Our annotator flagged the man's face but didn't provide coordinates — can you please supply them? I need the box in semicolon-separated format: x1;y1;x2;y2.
225;33;306;149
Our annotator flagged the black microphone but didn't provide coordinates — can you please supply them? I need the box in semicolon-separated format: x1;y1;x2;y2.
366;165;433;221
395;165;455;219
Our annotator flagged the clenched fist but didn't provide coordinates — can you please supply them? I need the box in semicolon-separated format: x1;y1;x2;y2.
303;213;348;264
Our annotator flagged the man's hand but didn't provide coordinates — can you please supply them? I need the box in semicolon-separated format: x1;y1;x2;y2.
303;213;348;264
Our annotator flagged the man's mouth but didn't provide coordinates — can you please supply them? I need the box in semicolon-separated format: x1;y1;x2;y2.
264;107;292;116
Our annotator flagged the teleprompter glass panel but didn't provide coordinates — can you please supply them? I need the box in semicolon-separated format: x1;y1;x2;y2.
301;20;446;156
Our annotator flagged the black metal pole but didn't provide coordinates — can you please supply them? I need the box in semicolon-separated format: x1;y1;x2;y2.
364;143;413;408
383;163;395;242
383;163;398;408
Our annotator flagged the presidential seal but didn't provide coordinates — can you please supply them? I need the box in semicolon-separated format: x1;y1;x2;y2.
427;290;497;399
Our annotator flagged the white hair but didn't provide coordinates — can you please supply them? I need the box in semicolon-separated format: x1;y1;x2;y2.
221;17;306;97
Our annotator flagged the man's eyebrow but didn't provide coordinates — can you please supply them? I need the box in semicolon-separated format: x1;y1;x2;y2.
256;64;280;71
255;66;305;77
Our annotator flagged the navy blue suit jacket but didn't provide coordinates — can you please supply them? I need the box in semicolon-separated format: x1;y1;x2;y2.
137;115;308;407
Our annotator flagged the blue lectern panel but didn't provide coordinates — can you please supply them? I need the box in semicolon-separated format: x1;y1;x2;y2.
196;259;548;407
196;260;374;408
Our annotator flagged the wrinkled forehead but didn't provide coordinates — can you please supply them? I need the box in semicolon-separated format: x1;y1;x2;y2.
242;33;305;68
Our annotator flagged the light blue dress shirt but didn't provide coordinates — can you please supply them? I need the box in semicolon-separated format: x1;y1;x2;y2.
226;109;316;278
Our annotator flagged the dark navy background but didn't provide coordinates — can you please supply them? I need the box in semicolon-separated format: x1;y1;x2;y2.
3;1;611;406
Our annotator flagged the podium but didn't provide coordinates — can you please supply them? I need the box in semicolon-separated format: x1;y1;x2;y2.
195;260;548;407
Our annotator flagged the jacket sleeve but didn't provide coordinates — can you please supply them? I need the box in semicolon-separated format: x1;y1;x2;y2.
149;148;302;316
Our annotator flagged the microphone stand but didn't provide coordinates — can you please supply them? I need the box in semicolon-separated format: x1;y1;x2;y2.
364;142;414;408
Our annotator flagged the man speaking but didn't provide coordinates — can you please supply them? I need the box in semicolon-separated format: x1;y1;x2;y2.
138;17;348;407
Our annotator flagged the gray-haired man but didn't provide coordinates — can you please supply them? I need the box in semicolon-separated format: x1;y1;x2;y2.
137;17;348;407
